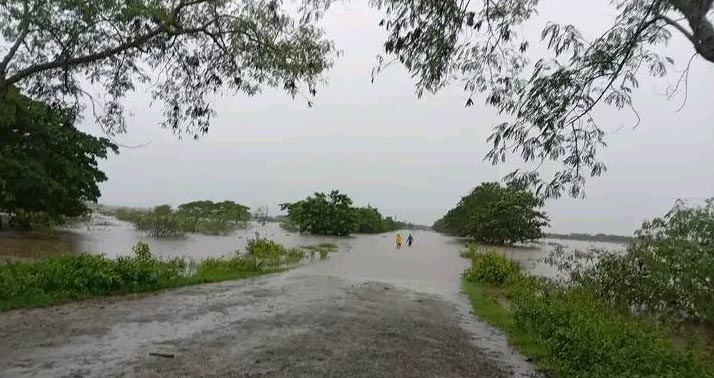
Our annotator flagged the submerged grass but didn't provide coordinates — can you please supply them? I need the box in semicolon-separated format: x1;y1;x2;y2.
0;239;336;312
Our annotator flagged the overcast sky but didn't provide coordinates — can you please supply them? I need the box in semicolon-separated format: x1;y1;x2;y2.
79;0;714;235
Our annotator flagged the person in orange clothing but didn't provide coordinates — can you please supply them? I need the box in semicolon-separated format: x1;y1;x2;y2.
396;233;403;249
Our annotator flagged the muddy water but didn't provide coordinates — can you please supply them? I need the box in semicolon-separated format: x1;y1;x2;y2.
0;216;624;377
0;214;624;278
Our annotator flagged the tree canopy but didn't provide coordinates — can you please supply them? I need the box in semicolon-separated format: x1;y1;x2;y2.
280;191;406;236
1;0;711;197
433;182;549;245
110;200;251;236
0;0;334;137
372;0;714;197
280;190;356;236
0;87;117;228
353;205;405;234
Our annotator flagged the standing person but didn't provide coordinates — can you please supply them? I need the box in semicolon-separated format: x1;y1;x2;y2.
406;233;414;247
396;233;403;249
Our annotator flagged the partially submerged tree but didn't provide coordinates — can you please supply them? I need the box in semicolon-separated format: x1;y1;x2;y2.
0;0;335;137
433;182;549;245
353;205;405;233
371;0;714;197
0;88;117;229
280;190;356;236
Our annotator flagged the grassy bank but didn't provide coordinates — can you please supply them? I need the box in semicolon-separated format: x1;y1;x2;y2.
462;247;714;378
0;239;337;311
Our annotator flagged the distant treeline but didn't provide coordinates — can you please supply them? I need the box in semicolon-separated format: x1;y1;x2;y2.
100;201;250;237
544;232;633;244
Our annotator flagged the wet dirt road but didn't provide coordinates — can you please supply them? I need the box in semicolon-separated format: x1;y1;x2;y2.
0;231;541;377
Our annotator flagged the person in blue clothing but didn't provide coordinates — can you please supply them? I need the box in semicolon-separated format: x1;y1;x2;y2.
406;233;414;247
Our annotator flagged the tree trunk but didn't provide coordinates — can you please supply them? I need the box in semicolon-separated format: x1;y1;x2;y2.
669;0;714;63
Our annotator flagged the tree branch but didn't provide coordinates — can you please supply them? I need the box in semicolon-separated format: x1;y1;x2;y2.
6;26;166;86
657;14;697;44
668;0;714;63
0;0;31;75
4;0;221;87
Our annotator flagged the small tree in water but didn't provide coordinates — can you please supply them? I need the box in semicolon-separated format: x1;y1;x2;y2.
280;190;356;236
433;182;549;245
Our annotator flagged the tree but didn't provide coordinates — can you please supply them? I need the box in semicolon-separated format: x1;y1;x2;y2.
280;190;356;236
433;182;549;245
353;205;386;233
176;200;215;232
0;0;334;136
0;87;117;229
135;204;184;237
371;0;714;198
175;200;250;235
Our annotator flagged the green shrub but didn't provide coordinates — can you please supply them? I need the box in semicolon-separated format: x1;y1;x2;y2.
573;199;714;324
463;247;520;286
0;238;339;311
461;246;714;378
0;244;186;309
511;283;713;378
245;238;288;269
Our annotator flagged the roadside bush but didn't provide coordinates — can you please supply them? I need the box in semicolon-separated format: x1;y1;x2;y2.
195;254;254;278
462;243;714;377
0;243;185;308
511;283;712;378
463;247;519;286
245;238;288;269
572;199;714;324
1;238;340;311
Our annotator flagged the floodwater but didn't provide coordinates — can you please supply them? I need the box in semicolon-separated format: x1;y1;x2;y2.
0;214;625;279
0;215;626;377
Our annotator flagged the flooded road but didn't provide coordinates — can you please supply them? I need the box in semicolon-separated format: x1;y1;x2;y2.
0;218;623;377
0;215;624;278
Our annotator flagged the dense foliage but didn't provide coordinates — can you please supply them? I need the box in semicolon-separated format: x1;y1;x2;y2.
462;247;714;378
0;242;186;310
353;206;405;234
0;88;117;229
433;183;549;245
0;0;334;137
573;199;714;324
280;191;407;236
110;200;251;237
2;0;711;197
370;0;714;198
176;200;250;235
462;248;519;286
280;191;355;236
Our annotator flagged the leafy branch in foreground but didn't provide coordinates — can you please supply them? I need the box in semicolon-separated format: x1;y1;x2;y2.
371;0;714;197
0;0;335;137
